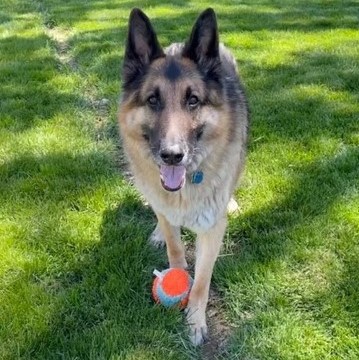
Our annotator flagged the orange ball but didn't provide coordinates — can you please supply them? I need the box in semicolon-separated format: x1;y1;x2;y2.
152;268;193;309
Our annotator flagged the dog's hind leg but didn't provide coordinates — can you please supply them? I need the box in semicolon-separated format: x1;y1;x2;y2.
152;213;187;269
186;217;227;345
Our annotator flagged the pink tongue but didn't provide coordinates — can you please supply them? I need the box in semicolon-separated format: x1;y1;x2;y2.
160;165;186;190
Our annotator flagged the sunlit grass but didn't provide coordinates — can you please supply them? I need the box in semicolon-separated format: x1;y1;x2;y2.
1;0;358;359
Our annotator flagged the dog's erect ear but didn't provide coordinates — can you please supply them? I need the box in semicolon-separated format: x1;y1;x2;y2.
123;8;164;88
182;8;220;72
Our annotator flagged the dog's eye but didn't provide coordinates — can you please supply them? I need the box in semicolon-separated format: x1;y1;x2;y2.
188;95;199;109
147;95;159;107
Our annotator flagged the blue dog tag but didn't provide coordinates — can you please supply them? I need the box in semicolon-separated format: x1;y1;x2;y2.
191;171;204;184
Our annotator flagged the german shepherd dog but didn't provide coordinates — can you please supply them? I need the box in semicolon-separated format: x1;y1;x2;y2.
119;8;248;345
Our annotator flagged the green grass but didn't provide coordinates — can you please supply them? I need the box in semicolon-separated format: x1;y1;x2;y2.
1;0;358;359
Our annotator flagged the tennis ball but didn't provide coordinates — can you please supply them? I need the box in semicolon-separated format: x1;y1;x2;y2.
152;268;193;309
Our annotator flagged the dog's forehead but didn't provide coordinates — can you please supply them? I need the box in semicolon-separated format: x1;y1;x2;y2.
140;57;204;98
163;58;182;81
150;56;200;81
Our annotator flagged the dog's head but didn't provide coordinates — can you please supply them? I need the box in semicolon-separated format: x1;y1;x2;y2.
121;8;228;192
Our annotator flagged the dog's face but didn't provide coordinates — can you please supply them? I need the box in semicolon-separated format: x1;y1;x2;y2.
121;9;227;192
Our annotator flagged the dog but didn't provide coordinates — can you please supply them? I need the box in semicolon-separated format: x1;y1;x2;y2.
118;8;249;345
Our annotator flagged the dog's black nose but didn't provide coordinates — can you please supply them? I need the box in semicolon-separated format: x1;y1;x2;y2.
160;149;184;165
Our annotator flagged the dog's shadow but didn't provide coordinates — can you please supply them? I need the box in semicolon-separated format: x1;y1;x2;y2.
25;190;202;358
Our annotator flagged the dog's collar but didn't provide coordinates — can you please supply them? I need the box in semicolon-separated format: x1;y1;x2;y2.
191;171;204;184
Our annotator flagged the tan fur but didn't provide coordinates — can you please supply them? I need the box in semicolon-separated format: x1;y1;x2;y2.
156;213;187;269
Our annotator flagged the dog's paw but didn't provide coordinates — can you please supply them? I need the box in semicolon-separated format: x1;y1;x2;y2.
149;224;165;248
227;197;240;214
186;305;208;346
189;324;209;346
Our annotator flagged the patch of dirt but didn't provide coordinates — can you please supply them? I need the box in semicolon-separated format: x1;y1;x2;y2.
45;27;78;71
185;242;234;360
201;287;233;360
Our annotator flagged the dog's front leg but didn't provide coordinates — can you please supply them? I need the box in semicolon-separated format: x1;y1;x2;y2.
186;217;227;345
153;213;188;269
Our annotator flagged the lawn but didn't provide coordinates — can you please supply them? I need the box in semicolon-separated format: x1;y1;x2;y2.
0;0;358;359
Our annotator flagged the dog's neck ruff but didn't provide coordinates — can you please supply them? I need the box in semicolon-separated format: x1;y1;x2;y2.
191;171;204;184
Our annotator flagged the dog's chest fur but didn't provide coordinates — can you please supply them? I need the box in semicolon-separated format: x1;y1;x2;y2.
131;138;242;232
136;171;231;232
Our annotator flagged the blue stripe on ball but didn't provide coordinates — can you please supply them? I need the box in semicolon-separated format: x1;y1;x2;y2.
157;285;184;307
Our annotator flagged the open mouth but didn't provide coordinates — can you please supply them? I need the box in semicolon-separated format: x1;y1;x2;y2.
159;165;186;192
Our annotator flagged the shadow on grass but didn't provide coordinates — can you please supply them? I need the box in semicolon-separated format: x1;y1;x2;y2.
19;192;196;359
245;59;359;145
0;34;84;133
0;151;115;203
0;150;161;356
217;0;358;32
35;0;192;24
219;146;359;357
0;11;11;24
228;146;359;260
32;0;359;32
